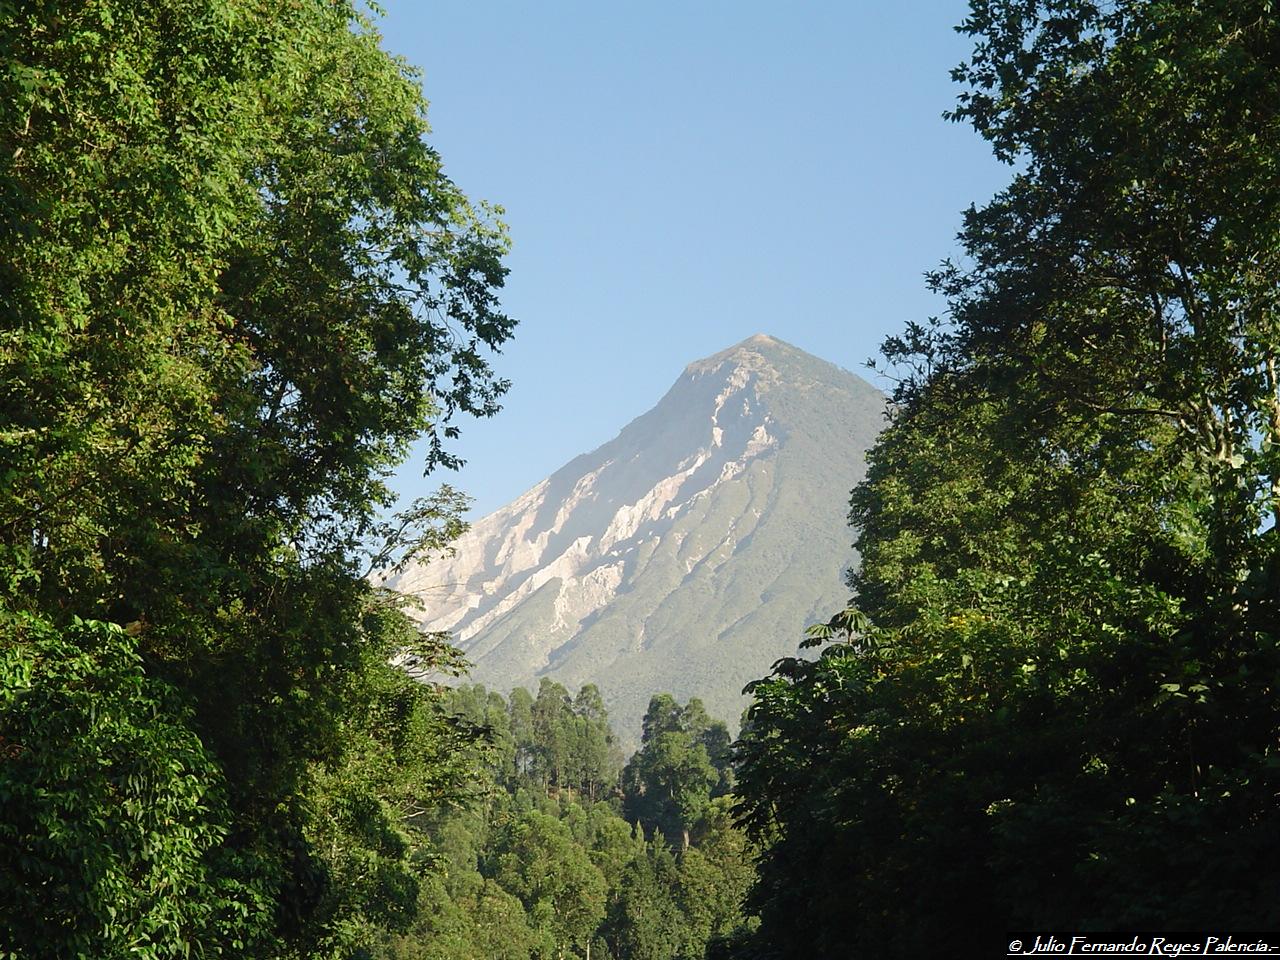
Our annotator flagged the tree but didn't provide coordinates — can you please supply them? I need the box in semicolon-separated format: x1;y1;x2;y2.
624;696;720;851
501;681;621;800
674;798;756;960
378;873;539;960
445;684;517;785
530;678;574;788
510;686;538;780
639;694;683;744
298;602;488;954
734;0;1280;954
601;844;684;960
380;682;753;960
487;811;608;960
682;697;734;796
584;803;645;892
0;614;262;958
2;0;513;953
571;684;622;801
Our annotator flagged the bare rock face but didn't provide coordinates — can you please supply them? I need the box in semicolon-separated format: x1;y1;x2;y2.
387;334;886;745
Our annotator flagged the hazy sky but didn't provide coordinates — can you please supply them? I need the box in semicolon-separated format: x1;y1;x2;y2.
378;1;1010;519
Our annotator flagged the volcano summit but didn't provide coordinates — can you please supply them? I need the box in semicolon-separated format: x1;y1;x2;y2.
388;334;886;742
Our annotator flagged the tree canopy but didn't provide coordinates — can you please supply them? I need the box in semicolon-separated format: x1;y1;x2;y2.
623;695;732;852
379;684;754;960
2;1;512;955
734;0;1280;954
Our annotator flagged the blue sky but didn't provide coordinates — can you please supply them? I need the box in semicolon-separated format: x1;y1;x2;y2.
378;1;1010;519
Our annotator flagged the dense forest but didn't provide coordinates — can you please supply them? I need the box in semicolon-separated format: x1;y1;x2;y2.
732;0;1280;955
2;0;516;955
377;684;752;960
5;0;1280;957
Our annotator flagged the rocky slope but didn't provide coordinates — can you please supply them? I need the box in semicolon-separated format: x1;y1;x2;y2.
387;334;886;745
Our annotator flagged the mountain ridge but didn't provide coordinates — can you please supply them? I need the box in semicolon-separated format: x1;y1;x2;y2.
389;334;886;745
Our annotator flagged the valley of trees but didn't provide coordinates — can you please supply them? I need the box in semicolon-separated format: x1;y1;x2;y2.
5;0;1280;957
377;684;753;960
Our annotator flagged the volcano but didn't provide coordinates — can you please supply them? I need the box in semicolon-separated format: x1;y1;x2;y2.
387;334;886;743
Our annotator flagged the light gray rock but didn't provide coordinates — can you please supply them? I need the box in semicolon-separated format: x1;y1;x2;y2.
386;334;886;746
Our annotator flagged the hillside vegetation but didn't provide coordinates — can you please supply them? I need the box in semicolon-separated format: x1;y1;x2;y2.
377;686;753;960
2;1;513;955
6;0;1280;956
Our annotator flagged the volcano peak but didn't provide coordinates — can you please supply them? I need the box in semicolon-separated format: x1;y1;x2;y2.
388;337;886;744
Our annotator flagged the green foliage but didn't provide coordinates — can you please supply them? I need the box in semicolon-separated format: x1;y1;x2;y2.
488;810;609;958
0;613;267;958
382;687;754;960
734;0;1280;954
678;798;757;957
501;678;624;799
381;873;539;960
295;600;489;955
1;0;512;954
602;844;684;960
624;696;731;850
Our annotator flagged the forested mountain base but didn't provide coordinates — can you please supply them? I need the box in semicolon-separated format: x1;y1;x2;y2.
387;335;886;748
376;686;754;960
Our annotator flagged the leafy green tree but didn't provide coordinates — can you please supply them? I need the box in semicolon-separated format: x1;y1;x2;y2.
384;686;751;960
510;686;538;779
531;678;576;789
574;683;608;724
501;681;621;800
624;696;721;850
2;0;512;953
0;614;265;958
639;694;683;744
572;684;622;801
681;697;734;796
584;803;645;891
602;844;684;960
735;0;1280;954
446;684;518;785
379;873;539;960
487;810;609;959
676;797;756;959
298;602;490;954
